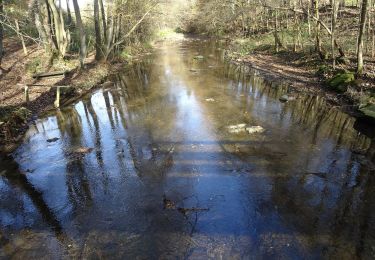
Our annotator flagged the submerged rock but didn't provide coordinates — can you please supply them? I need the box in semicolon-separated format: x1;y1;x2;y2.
279;94;296;103
246;126;265;134
194;55;204;60
227;124;247;133
46;137;59;143
227;124;265;134
71;147;94;154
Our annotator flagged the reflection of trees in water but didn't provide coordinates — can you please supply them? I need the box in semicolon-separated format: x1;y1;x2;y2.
354;120;375;163
83;97;104;169
55;107;82;139
223;63;289;102
264;144;375;258
103;91;115;129
0;158;78;254
285;95;370;150
55;106;93;212
226;62;371;151
263;100;373;257
0;159;63;235
329;162;375;258
225;62;375;257
368;140;375;163
114;60;153;101
113;72;175;179
105;68;198;256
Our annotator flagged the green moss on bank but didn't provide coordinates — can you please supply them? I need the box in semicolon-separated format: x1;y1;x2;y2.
326;72;355;93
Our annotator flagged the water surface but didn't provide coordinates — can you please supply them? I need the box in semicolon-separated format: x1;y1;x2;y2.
1;39;375;259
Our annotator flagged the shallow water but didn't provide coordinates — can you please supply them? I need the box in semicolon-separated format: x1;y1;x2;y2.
1;39;375;259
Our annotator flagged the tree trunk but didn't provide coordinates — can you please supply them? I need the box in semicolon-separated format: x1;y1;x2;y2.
293;0;298;52
315;0;321;52
307;2;311;36
47;0;69;57
331;0;339;68
32;0;49;51
72;0;87;68
357;0;369;75
99;0;107;42
104;6;115;61
372;0;375;57
15;19;28;55
366;0;371;55
275;10;279;52
114;14;122;55
94;0;102;60
66;0;73;28
0;0;3;68
41;0;58;51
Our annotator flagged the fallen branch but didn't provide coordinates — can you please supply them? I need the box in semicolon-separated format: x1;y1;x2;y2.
177;207;209;215
0;15;45;44
32;70;67;79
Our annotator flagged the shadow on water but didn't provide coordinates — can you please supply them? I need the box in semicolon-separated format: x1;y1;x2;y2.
1;38;374;259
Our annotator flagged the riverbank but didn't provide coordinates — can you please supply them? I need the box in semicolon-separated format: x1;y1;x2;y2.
0;39;151;153
224;37;375;118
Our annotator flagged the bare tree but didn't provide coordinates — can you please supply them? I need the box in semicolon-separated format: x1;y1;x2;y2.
72;0;87;67
0;0;4;71
94;0;102;60
357;0;369;75
47;0;70;57
331;0;339;68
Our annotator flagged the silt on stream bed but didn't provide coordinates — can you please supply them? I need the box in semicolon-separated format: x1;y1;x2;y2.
0;39;375;259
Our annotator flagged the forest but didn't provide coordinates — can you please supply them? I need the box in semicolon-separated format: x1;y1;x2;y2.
188;0;372;75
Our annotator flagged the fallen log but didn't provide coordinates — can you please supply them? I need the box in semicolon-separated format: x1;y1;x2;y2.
32;71;67;79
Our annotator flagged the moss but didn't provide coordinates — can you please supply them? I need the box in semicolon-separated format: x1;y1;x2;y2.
25;57;43;74
316;65;331;77
120;49;133;61
326;72;355;93
359;104;375;119
174;27;184;33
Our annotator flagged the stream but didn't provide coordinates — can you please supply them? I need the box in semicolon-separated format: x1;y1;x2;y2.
1;38;374;259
